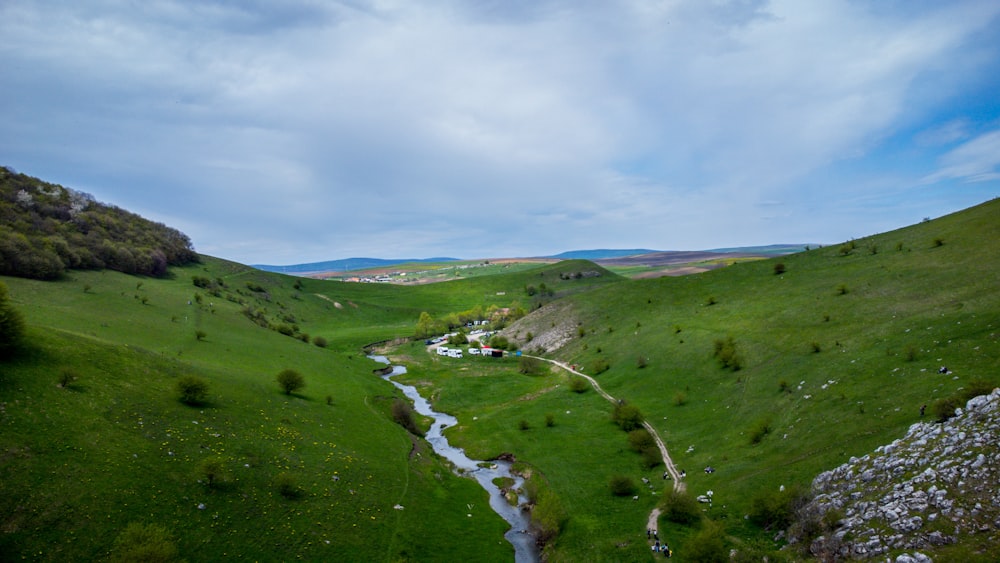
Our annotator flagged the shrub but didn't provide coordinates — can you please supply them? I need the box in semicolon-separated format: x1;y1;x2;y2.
773;262;786;275
748;416;773;445
58;367;80;388
640;447;662;468
627;429;655;452
591;357;610;374
778;379;790;394
705;295;717;306
673;391;688;406
531;488;565;546
608;474;636;496
713;336;742;371
276;369;305;395
810;341;821;353
518;419;531;431
176;375;209;406
612;403;643;431
684;520;728;562
932;237;944;247
836;283;849;295
568;377;589;393
198;457;228;489
0;282;26;358
276;472;303;499
391;398;423;436
749;484;810;530
518;355;545;375
544;413;555;427
636;355;648;369
661;489;701;525
194;329;207;341
108;522;180;563
313;335;329;348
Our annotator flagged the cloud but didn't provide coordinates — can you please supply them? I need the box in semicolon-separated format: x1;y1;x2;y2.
923;129;1000;184
1;1;999;263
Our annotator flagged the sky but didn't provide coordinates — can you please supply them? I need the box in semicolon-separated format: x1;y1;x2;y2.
2;0;999;266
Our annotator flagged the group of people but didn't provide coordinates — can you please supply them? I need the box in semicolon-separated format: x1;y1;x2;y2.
646;528;672;557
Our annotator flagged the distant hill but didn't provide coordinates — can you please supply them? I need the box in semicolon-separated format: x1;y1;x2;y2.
545;249;661;260
253;257;460;274
260;246;809;274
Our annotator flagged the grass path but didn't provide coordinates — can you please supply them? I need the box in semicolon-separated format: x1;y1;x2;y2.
538;358;685;539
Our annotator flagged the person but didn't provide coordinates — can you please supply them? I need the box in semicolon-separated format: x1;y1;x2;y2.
647;528;651;539
920;404;927;417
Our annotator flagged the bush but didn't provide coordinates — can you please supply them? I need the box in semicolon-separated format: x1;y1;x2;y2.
713;336;742;371
636;355;648;369
58;367;80;388
276;472;303;499
591;357;610;374
391;398;423;436
176;375;209;406
198;457;228;489
773;262;786;275
748;416;773;445
627;429;655;452
748;484;810;530
518;355;545;375
612;402;643;431
108;522;180;563
673;391;688;406
276;369;305;395
661;489;701;525
194;329;207;341
0;282;26;358
530;488;565;546
608;474;636;496
545;413;555;427
685;520;728;562
518;419;531;431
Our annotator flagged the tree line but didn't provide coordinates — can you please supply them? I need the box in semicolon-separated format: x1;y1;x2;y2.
0;167;198;280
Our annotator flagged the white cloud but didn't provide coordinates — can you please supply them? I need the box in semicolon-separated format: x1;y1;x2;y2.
1;0;999;263
923;129;1000;184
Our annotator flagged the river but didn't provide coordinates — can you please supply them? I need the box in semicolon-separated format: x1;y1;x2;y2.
371;356;539;563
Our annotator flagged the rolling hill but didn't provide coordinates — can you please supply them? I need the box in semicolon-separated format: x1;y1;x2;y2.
1;176;998;561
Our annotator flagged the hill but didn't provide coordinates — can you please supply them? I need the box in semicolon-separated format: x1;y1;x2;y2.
0;167;198;279
253;256;460;275
2;170;998;561
388;198;1000;561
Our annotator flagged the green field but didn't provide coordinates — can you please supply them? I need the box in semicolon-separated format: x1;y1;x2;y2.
2;199;999;561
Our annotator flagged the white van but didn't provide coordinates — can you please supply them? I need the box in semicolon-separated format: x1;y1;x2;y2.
447;349;463;358
437;346;449;356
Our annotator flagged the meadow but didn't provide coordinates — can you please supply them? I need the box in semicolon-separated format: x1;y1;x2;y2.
1;198;998;561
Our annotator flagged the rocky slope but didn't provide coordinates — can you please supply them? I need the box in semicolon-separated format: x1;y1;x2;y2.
794;388;1000;560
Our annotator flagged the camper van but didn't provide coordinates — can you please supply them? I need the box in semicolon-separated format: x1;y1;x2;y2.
436;346;449;356
447;349;463;359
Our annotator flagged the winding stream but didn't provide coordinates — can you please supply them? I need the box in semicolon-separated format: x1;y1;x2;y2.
371;356;539;563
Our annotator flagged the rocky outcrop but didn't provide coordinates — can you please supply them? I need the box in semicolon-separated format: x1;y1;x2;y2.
795;388;1000;560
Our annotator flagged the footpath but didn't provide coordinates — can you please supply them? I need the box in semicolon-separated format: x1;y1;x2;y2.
534;357;684;552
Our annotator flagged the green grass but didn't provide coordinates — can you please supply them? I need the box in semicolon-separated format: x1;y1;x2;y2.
2;198;999;561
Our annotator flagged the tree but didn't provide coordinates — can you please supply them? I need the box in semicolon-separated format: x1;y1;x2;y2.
176;375;209;406
0;281;26;358
277;369;305;395
661;489;702;525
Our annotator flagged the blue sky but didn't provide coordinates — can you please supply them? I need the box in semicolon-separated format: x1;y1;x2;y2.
2;0;999;265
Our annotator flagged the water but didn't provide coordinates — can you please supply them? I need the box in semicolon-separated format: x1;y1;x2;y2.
371;356;539;563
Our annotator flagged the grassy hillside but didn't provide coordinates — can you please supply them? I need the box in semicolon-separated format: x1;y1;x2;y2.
0;254;619;561
385;199;1000;561
2;196;997;561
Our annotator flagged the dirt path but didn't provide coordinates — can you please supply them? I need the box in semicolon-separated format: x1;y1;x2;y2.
539;358;685;545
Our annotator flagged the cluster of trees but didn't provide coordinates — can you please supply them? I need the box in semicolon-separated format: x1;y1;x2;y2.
414;302;527;338
0;167;198;280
